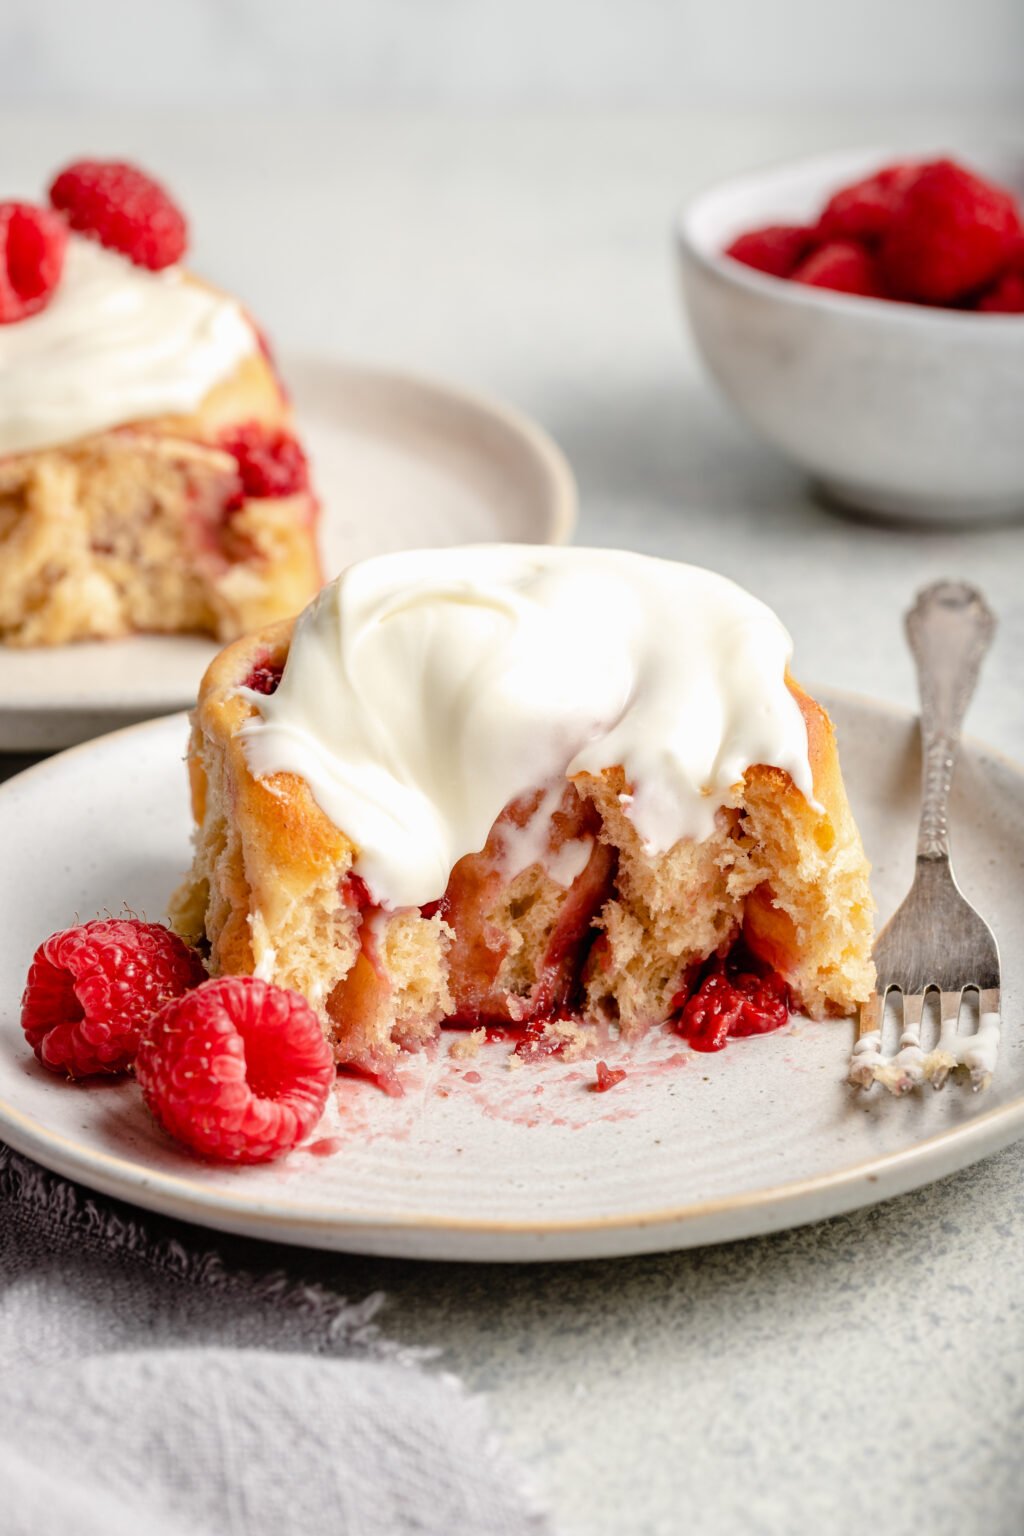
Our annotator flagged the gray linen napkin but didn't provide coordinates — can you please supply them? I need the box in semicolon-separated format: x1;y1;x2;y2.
0;1144;548;1536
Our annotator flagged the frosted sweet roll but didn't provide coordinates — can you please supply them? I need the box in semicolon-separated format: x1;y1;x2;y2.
171;546;875;1075
0;159;321;646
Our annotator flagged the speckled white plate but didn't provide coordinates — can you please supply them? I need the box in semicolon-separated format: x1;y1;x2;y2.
1;357;576;751
0;690;1020;1262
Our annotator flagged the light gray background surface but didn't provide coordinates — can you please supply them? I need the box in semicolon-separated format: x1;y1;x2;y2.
2;37;1024;1536
2;0;1023;108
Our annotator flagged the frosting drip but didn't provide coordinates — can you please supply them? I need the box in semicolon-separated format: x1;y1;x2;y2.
240;546;816;908
0;237;257;455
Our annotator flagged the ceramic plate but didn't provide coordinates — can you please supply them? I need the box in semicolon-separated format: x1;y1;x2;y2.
0;691;1020;1263
1;358;577;751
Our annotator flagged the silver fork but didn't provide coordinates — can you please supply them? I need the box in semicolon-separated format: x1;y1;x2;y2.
849;580;1001;1095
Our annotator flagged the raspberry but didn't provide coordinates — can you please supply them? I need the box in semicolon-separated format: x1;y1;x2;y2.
21;919;205;1077
791;241;887;297
974;270;1024;313
0;202;68;324
220;423;310;503
592;1060;627;1093
724;224;813;279
136;977;335;1164
49;159;187;271
881;159;1022;304
242;659;284;695
817;163;917;244
673;959;789;1054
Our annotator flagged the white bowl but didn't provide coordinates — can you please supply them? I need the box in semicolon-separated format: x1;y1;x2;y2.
676;147;1024;522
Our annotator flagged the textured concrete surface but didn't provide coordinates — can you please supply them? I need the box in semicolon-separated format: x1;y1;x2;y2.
315;1147;1024;1536
2;109;1023;1535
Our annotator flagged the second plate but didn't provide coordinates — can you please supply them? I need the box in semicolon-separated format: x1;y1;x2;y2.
1;358;577;750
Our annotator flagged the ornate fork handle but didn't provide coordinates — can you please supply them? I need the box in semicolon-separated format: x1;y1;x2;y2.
905;581;996;861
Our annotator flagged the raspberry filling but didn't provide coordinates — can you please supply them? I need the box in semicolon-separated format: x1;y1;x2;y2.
341;874;373;913
330;782;792;1074
593;1060;627;1092
220;423;310;508
439;786;618;1033
513;1018;571;1061
242;659;284;696
672;948;790;1054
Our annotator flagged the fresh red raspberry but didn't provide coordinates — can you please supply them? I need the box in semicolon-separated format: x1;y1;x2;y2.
220;423;310;503
974;270;1024;313
49;159;187;271
880;159;1022;304
673;962;789;1053
817;163;917;244
0;202;68;324
791;240;888;298
21;919;206;1077
724;224;813;279
136;977;335;1164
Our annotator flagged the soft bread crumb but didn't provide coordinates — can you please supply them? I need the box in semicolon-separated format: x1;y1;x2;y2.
0;347;319;646
448;1029;485;1060
537;1018;596;1063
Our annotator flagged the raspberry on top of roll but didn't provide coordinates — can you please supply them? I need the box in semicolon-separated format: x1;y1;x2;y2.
171;546;875;1080
0;158;320;648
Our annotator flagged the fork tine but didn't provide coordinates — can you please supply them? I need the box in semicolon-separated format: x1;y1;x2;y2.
857;990;884;1040
850;987;929;1094
855;984;1002;1094
937;991;963;1047
899;992;924;1053
886;990;927;1095
848;990;886;1088
930;990;963;1089
954;986;1001;1091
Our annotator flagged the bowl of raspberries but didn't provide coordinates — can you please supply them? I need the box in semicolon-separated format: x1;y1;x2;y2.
677;149;1024;521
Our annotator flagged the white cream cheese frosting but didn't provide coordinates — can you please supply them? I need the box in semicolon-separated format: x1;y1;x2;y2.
0;236;257;456
240;546;816;909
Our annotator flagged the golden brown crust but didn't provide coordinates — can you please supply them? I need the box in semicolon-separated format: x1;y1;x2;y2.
788;673;846;822
192;620;354;904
